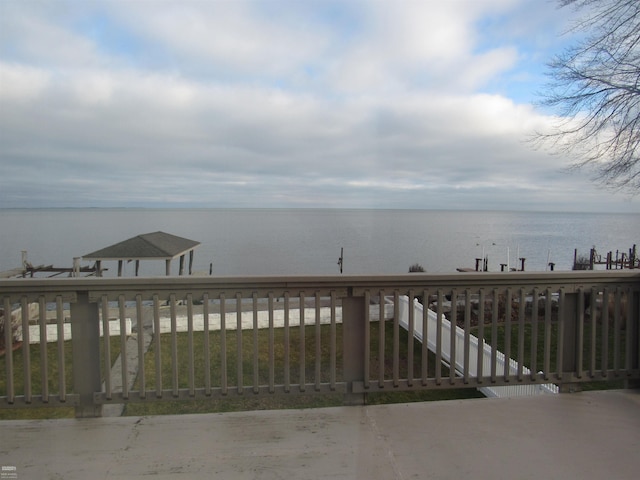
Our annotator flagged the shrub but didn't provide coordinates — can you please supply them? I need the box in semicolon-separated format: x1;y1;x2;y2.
573;254;592;270
0;308;19;352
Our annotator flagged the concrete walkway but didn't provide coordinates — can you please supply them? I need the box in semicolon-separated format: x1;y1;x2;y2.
102;311;154;417
1;389;639;479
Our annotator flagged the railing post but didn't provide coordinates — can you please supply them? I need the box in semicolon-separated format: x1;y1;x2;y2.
625;290;640;389
342;293;366;405
558;292;581;393
70;291;103;418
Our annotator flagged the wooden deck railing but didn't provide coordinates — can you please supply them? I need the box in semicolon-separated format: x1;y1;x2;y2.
1;271;639;417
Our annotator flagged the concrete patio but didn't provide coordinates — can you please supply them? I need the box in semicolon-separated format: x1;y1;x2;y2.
1;389;639;479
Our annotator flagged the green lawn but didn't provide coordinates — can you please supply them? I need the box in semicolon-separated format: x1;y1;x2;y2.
124;321;483;416
470;318;627;391
4;313;627;420
0;336;122;420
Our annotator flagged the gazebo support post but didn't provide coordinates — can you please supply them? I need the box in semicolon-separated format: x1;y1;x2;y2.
118;260;123;277
135;260;140;277
189;251;194;275
165;259;171;276
179;255;185;276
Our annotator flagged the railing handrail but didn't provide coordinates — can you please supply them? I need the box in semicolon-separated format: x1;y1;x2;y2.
2;269;639;292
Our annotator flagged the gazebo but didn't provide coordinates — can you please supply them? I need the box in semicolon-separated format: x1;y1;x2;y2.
83;231;201;277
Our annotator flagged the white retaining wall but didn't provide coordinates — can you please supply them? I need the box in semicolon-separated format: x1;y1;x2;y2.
397;296;557;397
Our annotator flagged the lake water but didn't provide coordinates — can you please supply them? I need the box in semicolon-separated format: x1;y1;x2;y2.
0;209;638;276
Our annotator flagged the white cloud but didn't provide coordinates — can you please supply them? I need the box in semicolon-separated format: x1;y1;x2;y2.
1;5;105;68
0;0;636;212
0;62;50;101
326;0;521;94
105;1;330;78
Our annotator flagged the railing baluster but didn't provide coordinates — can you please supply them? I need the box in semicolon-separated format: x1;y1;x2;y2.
476;289;485;384
101;296;112;399
378;289;385;388
490;289;498;383
253;292;260;393
601;288;609;377
284;292;290;392
38;296;48;402
236;293;243;394
517;289;526;382
21;297;31;403
576;288;585;379
530;288;539;382
203;293;211;395
364;290;370;389
589;288;597;378
449;289;457;385
4;297;15;403
153;294;162;398
118;295;129;399
188;293;195;397
463;289;471;384
436;290;443;385
503;288;512;382
268;292;275;393
330;290;337;390
625;287;633;374
315;291;321;391
299;292;305;391
613;287;621;375
422;289;429;386
136;294;146;399
170;293;178;397
543;288;552;381
556;289;565;381
407;290;414;386
56;295;66;402
393;290;400;387
220;293;227;395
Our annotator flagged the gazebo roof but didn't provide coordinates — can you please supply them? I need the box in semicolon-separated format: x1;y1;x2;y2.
83;231;200;261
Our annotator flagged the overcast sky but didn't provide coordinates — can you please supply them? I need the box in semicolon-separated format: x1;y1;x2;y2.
1;0;638;212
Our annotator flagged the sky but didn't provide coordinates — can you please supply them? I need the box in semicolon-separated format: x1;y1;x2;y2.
0;0;638;213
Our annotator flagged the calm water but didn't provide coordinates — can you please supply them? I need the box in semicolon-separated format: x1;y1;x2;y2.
0;209;638;276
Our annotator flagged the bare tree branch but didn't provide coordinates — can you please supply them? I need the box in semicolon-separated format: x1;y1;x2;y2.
536;0;640;191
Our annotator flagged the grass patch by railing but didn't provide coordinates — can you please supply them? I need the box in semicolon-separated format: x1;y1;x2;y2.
0;336;122;420
470;319;628;391
125;321;483;417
